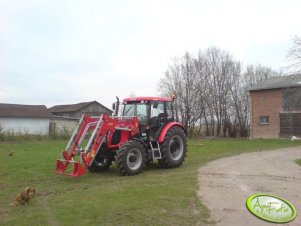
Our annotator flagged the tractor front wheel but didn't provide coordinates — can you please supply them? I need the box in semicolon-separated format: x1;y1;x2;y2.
159;126;187;168
115;140;146;176
88;152;112;172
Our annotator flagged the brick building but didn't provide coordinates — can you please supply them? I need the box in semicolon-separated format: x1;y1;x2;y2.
249;74;301;138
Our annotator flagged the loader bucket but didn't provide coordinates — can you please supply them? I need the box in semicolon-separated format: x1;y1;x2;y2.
56;159;87;177
56;159;69;174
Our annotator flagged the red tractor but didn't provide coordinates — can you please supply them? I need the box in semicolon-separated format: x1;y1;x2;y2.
56;96;187;177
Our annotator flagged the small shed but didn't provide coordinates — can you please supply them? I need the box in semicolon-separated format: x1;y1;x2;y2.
48;101;113;136
49;101;112;118
0;103;51;135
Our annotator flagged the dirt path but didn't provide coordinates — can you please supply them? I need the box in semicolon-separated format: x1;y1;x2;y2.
198;146;301;226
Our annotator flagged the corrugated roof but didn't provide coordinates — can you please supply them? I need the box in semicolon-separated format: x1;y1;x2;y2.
248;74;301;91
49;101;112;113
0;103;52;118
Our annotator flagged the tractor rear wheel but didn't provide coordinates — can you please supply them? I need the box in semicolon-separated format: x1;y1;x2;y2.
88;152;112;172
159;126;187;168
115;140;146;176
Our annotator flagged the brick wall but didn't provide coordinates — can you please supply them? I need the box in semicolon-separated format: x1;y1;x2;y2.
250;89;283;138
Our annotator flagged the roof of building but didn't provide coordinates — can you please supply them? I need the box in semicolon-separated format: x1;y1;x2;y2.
49;101;112;113
0;103;52;118
248;74;301;91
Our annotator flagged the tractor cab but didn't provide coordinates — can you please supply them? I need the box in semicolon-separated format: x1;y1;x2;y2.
119;97;175;140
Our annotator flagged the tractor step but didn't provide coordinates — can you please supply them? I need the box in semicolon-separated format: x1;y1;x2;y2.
149;141;162;160
56;159;86;177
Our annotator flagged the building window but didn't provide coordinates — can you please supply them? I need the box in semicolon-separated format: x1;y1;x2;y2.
259;116;270;125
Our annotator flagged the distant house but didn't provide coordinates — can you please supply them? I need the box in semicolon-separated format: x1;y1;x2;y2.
49;101;112;118
0;103;51;135
48;101;113;135
249;74;301;138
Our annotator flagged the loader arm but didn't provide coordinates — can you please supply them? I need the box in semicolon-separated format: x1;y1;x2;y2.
81;115;140;166
56;114;140;177
63;114;99;161
56;114;103;177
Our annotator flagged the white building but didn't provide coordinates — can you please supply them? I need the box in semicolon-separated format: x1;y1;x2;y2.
0;103;51;135
49;101;113;135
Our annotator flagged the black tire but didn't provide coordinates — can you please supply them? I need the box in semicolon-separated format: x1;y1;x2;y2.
88;152;112;172
159;126;187;168
115;140;146;176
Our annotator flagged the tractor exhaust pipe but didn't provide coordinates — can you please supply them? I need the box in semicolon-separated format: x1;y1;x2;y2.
113;96;120;116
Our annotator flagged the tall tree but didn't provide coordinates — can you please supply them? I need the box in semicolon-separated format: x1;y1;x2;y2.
244;64;279;86
287;35;301;73
158;53;201;135
202;47;241;137
158;48;280;138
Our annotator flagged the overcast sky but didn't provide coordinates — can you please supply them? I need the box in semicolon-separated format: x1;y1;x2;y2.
1;0;300;109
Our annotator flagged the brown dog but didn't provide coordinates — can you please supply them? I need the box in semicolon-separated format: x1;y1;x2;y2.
10;187;37;207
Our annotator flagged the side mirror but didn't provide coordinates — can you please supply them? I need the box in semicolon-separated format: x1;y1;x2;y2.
112;103;116;111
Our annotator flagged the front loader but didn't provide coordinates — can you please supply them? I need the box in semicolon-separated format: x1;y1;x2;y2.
56;96;187;177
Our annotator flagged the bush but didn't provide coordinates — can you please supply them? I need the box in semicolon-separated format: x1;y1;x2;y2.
0;124;4;141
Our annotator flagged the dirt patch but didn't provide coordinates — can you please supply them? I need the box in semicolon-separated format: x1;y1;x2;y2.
198;146;301;226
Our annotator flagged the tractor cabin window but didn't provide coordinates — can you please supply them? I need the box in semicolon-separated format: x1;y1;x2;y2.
123;102;149;125
150;102;164;118
259;116;269;125
166;102;173;118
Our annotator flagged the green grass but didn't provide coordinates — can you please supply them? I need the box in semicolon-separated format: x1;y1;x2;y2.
0;139;301;226
295;159;301;166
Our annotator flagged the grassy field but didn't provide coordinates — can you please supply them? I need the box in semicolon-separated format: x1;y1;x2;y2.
1;139;301;226
295;158;301;166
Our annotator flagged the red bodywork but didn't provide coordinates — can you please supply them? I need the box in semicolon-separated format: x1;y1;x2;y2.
56;114;139;177
123;96;172;102
158;122;184;143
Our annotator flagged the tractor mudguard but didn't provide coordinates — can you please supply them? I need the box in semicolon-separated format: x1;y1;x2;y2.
158;122;187;143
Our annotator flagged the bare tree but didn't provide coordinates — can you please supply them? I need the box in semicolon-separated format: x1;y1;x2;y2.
287;36;301;72
158;53;202;135
244;64;279;86
228;62;248;137
158;48;280;138
202;47;240;137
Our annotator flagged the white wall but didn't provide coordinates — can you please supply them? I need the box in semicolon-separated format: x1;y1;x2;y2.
50;119;78;135
0;117;50;135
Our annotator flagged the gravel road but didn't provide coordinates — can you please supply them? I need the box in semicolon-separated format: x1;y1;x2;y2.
198;146;301;226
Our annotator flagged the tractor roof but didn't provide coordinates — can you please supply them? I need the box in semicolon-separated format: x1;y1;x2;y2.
123;96;172;102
